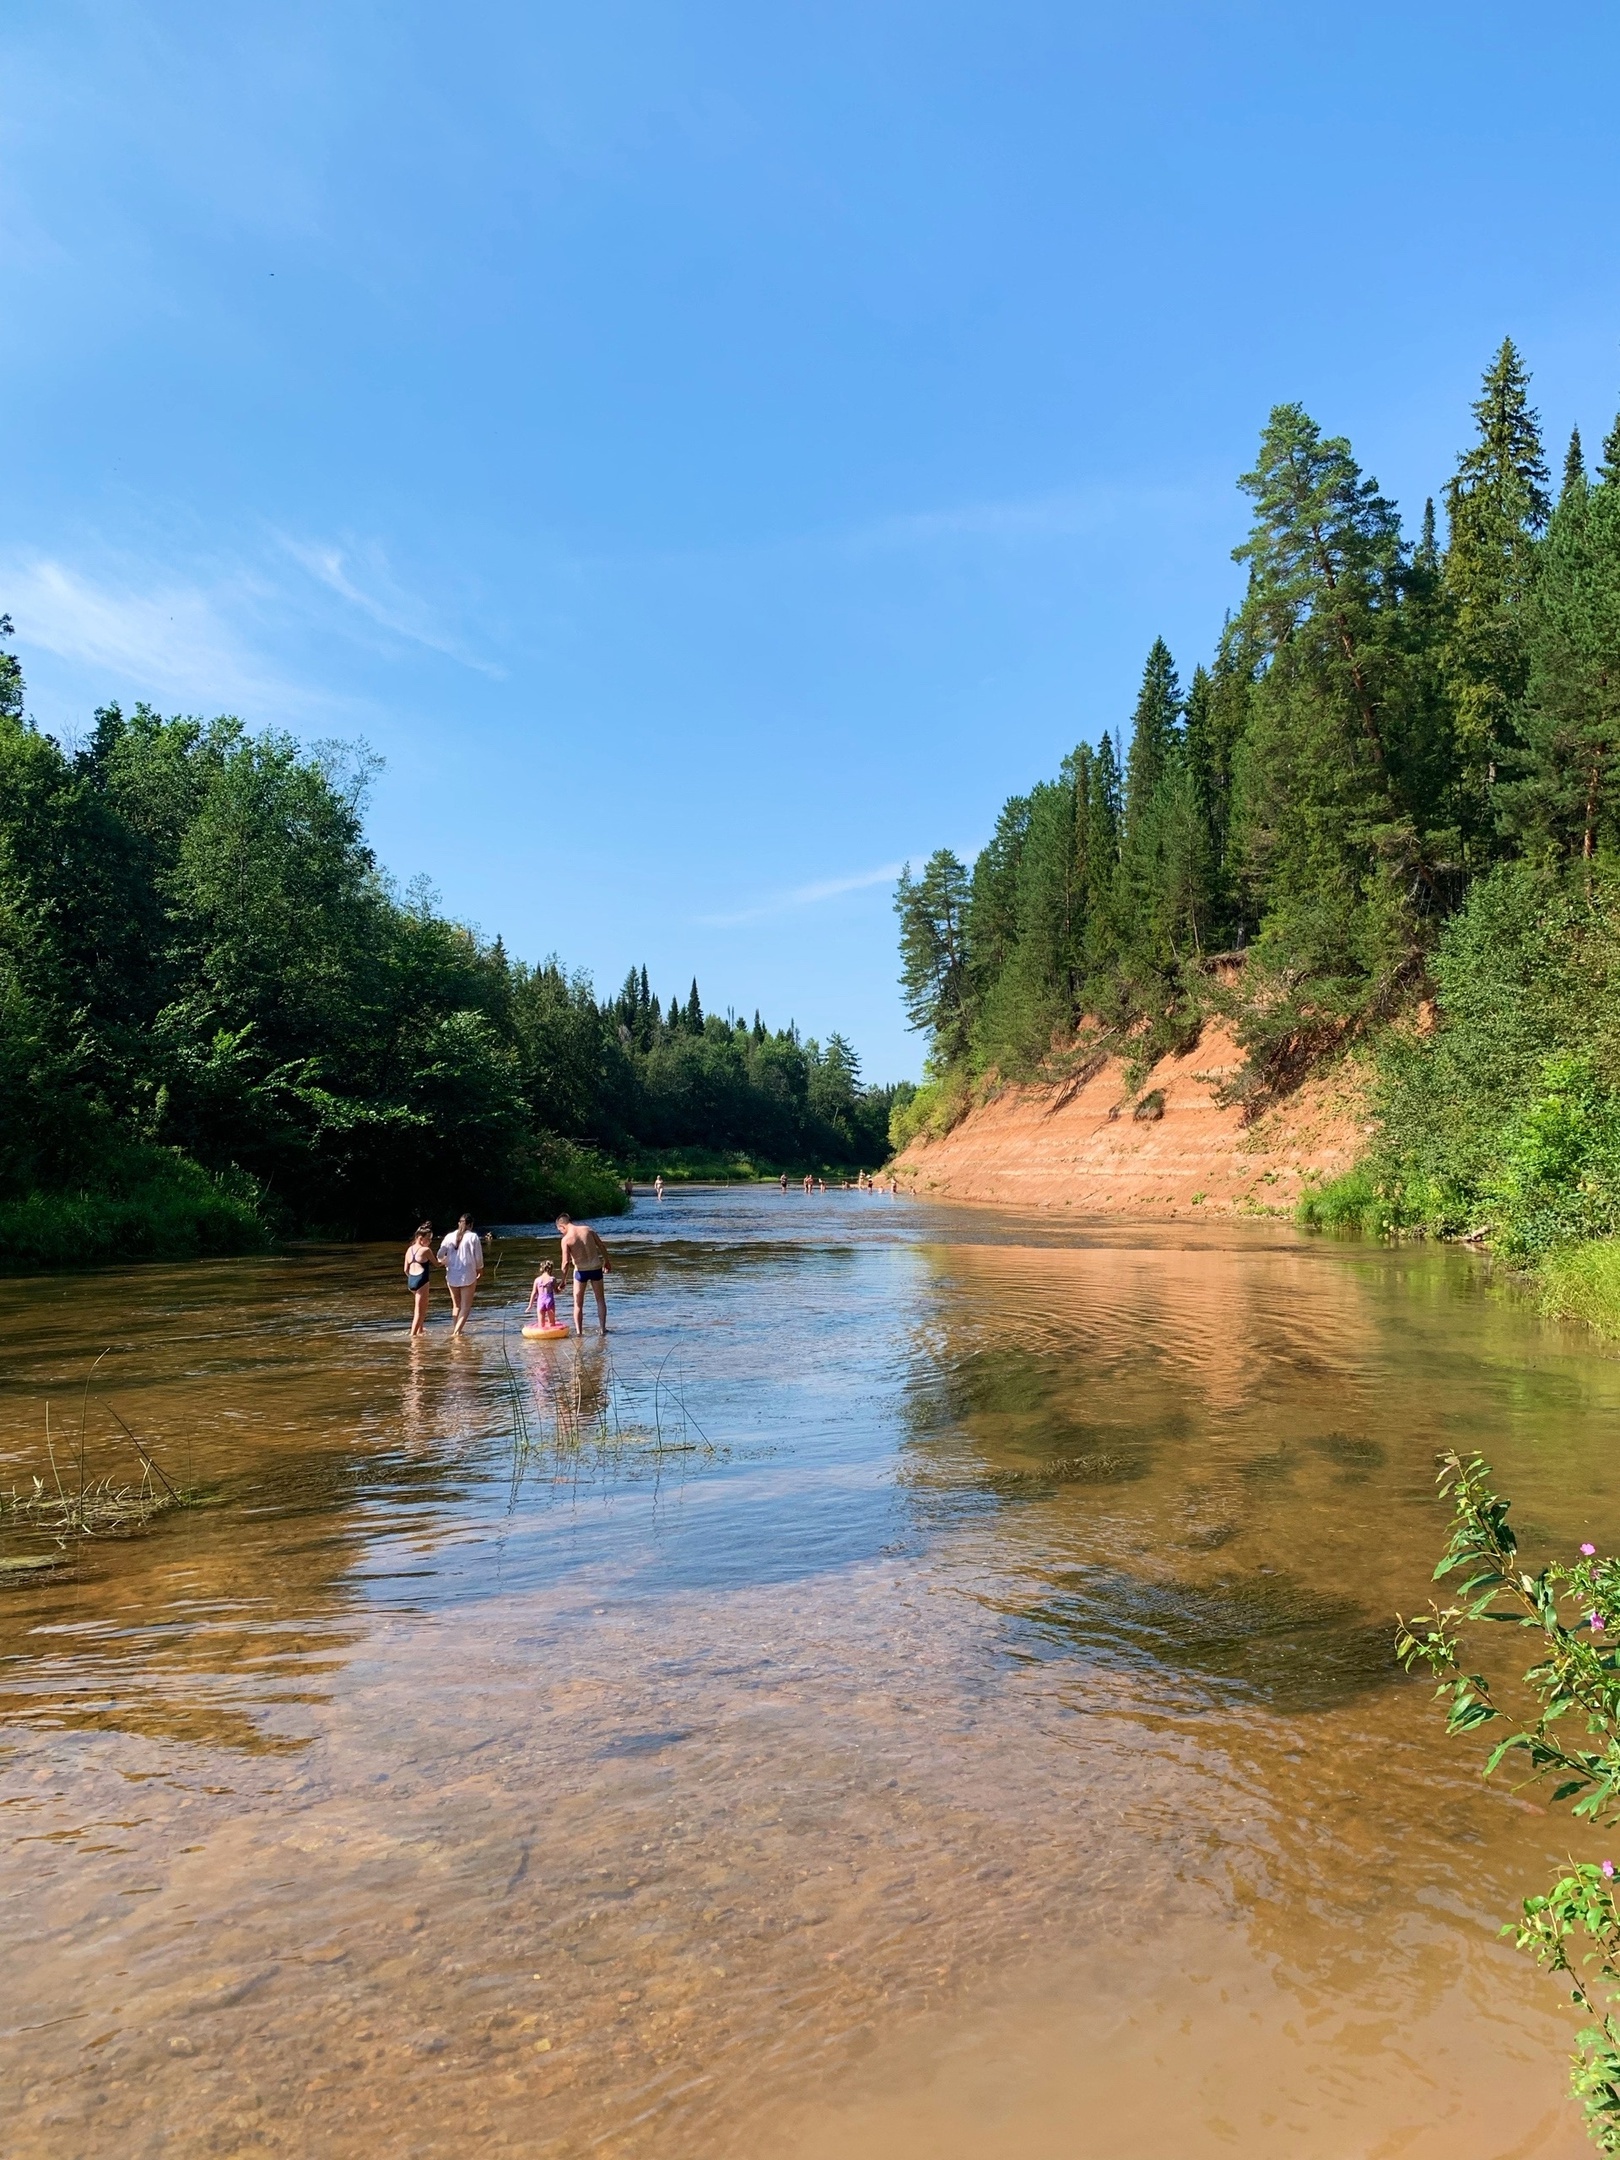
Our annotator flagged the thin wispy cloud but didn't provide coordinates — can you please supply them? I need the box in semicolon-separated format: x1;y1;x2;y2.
279;535;506;678
2;555;311;716
699;862;904;928
851;482;1205;555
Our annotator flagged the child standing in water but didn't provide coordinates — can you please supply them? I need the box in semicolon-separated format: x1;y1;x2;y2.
404;1222;434;1336
526;1261;561;1332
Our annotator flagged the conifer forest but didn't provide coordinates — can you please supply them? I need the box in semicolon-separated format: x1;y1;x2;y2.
896;341;1620;1275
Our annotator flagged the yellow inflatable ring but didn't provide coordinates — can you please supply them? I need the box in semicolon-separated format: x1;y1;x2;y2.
521;1323;572;1341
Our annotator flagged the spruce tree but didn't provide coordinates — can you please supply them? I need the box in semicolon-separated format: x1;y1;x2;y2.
1440;339;1550;845
1562;427;1586;504
1418;498;1438;569
1122;639;1181;852
1504;450;1620;888
1601;405;1620;490
686;979;703;1030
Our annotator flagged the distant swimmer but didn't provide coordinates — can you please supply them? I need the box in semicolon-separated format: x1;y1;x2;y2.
779;1172;789;1192
654;1175;664;1201
803;1173;813;1193
557;1212;611;1336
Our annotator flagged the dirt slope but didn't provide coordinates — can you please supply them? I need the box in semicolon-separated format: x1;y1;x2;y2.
889;1025;1369;1218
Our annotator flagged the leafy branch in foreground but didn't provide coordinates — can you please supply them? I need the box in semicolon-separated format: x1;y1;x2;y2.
1399;1451;1620;2148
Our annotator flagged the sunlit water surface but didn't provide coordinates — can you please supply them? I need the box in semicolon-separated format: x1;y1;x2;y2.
3;1189;1617;2158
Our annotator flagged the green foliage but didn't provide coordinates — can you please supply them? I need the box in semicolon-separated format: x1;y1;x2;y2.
0;671;896;1266
1539;1241;1620;1340
1350;862;1620;1250
1295;1166;1410;1238
0;1140;267;1269
888;1070;970;1152
1400;1452;1620;2150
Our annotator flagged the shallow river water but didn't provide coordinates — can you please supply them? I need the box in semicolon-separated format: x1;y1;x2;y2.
3;1190;1618;2158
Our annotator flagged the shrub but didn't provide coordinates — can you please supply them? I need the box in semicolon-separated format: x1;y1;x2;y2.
0;1146;268;1271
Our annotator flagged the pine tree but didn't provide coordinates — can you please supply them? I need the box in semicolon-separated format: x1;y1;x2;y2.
686;979;703;1030
895;851;974;1060
1228;403;1434;1020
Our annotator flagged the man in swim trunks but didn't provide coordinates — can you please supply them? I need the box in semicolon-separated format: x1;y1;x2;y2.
557;1213;611;1336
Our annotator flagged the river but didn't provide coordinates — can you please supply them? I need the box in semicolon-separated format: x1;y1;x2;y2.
1;1188;1612;2157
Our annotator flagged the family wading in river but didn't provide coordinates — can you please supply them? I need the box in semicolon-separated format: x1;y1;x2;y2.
401;1212;611;1337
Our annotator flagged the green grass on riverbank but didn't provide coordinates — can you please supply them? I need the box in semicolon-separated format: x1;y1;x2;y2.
0;1131;628;1274
1536;1240;1620;1339
1299;1176;1620;1343
0;1147;269;1272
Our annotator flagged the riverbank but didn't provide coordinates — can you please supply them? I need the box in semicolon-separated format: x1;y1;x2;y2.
887;1023;1368;1217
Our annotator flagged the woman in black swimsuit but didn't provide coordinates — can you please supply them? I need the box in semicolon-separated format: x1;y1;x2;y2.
404;1222;434;1336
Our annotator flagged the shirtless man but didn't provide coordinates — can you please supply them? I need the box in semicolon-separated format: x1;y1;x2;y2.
557;1213;611;1335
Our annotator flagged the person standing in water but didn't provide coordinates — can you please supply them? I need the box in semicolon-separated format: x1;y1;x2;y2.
557;1213;611;1336
654;1174;664;1201
438;1214;484;1336
404;1222;434;1336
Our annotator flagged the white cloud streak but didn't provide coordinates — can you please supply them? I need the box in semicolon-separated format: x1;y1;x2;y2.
698;861;904;928
2;556;308;715
278;535;506;677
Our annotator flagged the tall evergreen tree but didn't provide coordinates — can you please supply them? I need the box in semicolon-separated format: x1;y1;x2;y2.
1562;427;1586;504
1122;640;1181;852
1504;451;1620;888
1600;403;1620;490
895;850;974;1061
1441;338;1550;844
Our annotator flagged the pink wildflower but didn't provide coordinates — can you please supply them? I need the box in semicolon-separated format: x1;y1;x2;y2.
1583;1544;1597;1557
1604;1861;1616;1880
1592;1613;1608;1632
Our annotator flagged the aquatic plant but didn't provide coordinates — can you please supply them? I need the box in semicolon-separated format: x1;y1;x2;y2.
1399;1452;1620;2149
0;1354;190;1561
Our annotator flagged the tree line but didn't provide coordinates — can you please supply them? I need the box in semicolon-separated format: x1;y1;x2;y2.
0;660;902;1261
895;341;1620;1149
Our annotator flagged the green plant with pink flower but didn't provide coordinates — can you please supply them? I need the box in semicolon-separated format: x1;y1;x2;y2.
1399;1453;1620;2149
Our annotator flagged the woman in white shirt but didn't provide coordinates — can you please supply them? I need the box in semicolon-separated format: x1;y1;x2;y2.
437;1215;484;1336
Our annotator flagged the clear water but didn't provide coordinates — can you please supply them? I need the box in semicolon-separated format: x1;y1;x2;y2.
1;1188;1613;2156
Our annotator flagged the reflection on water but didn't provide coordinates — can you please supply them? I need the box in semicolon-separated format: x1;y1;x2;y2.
1;1192;1615;2155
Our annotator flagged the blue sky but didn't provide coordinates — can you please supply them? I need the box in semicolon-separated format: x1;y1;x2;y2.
5;3;1620;1081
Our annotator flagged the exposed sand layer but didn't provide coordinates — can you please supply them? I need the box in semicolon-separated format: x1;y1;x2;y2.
890;1024;1369;1217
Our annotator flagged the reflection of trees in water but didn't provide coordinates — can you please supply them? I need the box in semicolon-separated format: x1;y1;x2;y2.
897;1241;1436;1717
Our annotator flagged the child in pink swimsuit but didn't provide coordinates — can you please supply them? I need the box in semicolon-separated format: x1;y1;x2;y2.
526;1264;559;1329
